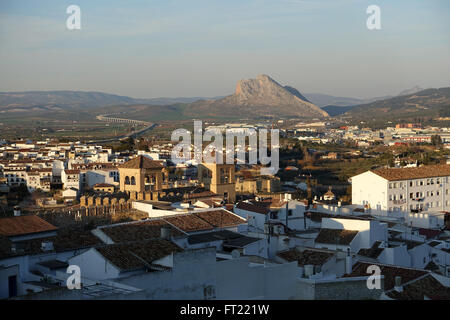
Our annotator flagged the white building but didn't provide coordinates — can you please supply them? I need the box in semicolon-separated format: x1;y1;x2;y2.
351;164;450;216
61;169;81;193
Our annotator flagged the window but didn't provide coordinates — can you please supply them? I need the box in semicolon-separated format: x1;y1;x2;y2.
125;176;130;185
131;176;136;185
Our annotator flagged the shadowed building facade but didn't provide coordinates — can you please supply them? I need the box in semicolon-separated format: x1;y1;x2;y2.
119;156;164;193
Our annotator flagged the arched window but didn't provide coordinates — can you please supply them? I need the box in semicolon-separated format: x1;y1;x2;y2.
125;176;130;185
131;176;136;185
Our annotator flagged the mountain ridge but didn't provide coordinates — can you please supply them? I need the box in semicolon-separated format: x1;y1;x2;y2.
183;74;329;119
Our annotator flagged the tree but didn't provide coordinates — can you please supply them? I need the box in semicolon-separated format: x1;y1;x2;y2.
431;135;443;147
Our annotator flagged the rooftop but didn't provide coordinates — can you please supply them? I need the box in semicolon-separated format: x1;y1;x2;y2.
314;228;359;246
277;248;334;266
100;219;186;242
346;262;428;291
235;201;270;215
164;214;214;233
187;229;259;249
96;239;183;272
193;209;247;228
119;155;163;170
357;241;384;259
386;274;450;300
371;164;450;181
0;215;57;237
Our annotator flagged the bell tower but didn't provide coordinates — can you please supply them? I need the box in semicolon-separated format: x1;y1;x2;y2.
198;162;236;203
119;155;163;193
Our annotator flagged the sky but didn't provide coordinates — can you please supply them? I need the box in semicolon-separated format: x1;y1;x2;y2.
0;0;449;99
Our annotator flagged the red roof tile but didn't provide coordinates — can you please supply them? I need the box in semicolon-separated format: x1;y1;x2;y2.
0;215;57;237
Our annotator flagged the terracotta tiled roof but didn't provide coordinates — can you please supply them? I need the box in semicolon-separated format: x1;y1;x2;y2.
358;241;384;259
183;191;218;200
268;199;288;209
0;215;57;237
119;155;163;169
64;169;80;175
164;214;214;232
0;227;102;259
315;228;359;245
386;275;450;300
101;219;186;242
235;201;270;215
371;164;450;181
96;239;182;271
418;228;442;239
194;209;247;228
277;248;334;266
93;183;115;188
345;262;428;291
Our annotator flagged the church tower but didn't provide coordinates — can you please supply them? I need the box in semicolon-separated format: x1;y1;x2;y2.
198;162;236;203
118;155;163;193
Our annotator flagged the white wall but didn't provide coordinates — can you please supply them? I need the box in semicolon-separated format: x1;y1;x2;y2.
378;245;411;267
68;248;121;280
352;171;388;211
117;248;218;300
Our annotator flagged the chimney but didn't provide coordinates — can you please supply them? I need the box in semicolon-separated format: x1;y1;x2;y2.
161;227;171;240
13;206;21;216
41;241;54;252
394;276;403;292
345;248;352;275
304;264;314;277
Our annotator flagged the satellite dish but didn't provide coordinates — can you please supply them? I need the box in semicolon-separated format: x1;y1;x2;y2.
231;250;241;259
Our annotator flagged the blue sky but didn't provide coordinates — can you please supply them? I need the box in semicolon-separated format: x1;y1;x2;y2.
0;0;449;99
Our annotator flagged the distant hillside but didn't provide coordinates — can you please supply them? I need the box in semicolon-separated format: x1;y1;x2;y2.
303;93;364;107
0;90;223;112
305;86;425;108
345;87;450;119
0;91;141;111
322;105;356;116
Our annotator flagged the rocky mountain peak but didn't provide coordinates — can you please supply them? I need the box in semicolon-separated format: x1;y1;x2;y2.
230;74;328;117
